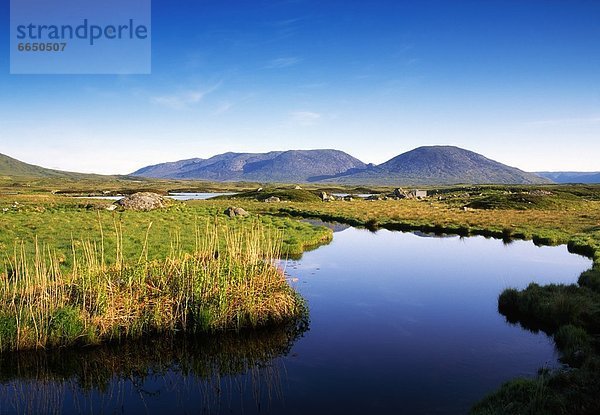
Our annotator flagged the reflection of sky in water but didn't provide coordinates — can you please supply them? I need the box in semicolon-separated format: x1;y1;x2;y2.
279;228;591;414
0;228;591;415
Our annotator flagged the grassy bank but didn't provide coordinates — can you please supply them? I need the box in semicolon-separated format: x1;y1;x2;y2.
0;220;306;351
0;196;333;263
470;266;600;414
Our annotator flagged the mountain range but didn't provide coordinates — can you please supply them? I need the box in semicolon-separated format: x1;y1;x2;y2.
2;147;598;185
535;171;600;184
132;146;551;185
133;150;367;183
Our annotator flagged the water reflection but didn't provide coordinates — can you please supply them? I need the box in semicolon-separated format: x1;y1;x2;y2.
0;320;307;415
0;228;593;415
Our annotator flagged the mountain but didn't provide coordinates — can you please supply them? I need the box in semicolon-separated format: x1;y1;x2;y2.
535;172;600;184
132;150;368;182
324;146;550;185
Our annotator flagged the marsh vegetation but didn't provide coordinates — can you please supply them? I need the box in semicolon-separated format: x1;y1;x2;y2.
0;220;307;351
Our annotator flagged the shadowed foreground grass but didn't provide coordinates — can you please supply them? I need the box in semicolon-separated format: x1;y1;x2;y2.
0;220;305;351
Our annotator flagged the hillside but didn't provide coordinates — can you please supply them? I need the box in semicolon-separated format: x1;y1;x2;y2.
132;150;367;182
0;153;83;178
536;171;600;184
321;146;551;185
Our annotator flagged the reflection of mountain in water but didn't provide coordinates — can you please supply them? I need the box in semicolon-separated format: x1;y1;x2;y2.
301;219;351;233
0;319;308;415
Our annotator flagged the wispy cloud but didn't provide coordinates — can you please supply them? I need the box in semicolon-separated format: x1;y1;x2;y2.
527;116;600;127
290;111;321;126
266;57;303;69
214;101;234;115
150;82;221;110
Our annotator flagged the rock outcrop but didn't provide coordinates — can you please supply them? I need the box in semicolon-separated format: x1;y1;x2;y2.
114;192;168;211
224;207;249;217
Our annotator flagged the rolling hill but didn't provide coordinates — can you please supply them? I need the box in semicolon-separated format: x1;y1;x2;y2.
0;153;81;178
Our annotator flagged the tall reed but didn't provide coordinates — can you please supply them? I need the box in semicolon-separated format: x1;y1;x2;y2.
0;219;303;351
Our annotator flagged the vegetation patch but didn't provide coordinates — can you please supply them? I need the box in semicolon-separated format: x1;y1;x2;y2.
0;220;307;351
473;265;600;414
218;187;322;203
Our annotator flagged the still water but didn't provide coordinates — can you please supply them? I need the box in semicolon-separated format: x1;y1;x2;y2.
76;193;235;201
0;227;592;414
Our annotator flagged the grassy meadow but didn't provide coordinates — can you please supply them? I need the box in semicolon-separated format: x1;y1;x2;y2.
0;187;332;351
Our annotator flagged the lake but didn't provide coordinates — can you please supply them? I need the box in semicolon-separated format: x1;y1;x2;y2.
0;227;592;414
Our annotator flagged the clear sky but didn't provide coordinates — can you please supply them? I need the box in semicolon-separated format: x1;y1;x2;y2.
1;0;599;174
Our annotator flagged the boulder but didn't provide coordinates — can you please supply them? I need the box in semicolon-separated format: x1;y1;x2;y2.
264;196;281;203
224;206;249;217
234;207;249;216
114;192;168;211
320;191;337;202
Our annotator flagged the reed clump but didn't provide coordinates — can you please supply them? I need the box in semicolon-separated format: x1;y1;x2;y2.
0;219;304;351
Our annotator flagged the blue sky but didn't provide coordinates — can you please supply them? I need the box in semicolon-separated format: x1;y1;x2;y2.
1;0;599;174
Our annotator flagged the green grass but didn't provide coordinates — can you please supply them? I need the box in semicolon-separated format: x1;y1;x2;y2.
216;187;323;202
0;219;309;351
473;267;600;414
0;198;332;265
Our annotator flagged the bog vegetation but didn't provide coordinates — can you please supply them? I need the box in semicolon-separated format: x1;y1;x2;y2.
0;219;306;351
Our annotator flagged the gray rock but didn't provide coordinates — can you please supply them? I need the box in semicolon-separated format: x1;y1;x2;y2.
225;206;250;217
264;196;281;203
114;192;168;211
233;207;249;216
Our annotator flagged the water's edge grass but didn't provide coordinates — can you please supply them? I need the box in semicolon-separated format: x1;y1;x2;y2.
0;219;310;352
